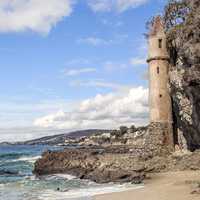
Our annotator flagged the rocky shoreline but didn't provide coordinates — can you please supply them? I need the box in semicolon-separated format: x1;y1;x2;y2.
33;123;200;184
34;147;146;184
33;144;200;184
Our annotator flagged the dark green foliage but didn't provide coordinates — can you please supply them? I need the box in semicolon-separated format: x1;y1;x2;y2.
110;130;119;136
119;126;128;135
164;0;200;66
130;125;136;132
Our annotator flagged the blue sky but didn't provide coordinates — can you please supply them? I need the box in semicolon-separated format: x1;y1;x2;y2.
0;0;166;142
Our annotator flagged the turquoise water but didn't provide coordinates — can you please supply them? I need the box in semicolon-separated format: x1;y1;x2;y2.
0;145;143;200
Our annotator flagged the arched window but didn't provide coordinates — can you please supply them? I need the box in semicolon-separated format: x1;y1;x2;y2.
158;39;162;48
159;94;162;98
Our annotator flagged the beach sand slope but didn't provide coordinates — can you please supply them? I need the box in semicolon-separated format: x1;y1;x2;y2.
95;171;200;200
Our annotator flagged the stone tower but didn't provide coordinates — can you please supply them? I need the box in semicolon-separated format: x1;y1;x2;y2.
147;16;174;149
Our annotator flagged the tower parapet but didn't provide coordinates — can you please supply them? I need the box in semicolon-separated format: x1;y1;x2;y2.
147;16;169;64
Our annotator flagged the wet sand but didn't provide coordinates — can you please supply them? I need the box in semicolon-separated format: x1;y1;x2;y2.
95;171;200;200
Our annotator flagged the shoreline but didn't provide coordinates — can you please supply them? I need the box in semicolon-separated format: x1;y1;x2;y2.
95;171;200;200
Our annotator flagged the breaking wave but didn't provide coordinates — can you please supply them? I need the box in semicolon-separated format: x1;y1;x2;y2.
14;155;41;163
38;183;144;200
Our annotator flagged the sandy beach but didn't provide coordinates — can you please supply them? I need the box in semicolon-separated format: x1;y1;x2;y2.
95;171;200;200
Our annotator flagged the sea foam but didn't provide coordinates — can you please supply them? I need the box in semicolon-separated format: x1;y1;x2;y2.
17;155;41;163
37;183;144;200
13;155;41;163
55;174;76;180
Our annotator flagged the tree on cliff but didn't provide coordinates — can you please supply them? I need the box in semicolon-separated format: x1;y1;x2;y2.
164;0;200;66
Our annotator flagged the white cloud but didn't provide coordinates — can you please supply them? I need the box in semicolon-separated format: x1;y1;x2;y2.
69;80;132;91
77;37;113;46
103;61;128;72
0;0;74;34
0;98;76;128
116;0;148;12
34;86;149;129
88;0;148;12
101;19;124;27
77;34;128;46
65;59;90;66
63;68;97;76
130;57;146;66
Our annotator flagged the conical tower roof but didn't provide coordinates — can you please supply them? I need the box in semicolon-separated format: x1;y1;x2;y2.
149;16;165;36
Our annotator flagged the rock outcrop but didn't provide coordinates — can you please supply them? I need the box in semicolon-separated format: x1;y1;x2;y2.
34;146;200;184
164;0;200;151
34;148;146;184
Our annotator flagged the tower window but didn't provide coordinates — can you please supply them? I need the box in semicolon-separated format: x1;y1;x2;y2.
158;39;162;48
159;94;162;98
157;67;160;74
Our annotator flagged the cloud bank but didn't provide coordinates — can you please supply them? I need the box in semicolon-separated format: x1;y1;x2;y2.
34;86;149;130
0;0;74;34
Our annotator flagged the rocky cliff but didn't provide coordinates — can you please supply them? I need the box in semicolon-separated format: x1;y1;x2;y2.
164;0;200;151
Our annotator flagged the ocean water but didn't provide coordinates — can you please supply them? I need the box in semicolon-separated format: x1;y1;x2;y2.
0;145;143;200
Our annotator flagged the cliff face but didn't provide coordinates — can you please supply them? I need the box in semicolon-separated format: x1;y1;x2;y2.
165;0;200;151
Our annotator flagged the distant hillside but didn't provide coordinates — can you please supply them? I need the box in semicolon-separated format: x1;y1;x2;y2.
13;129;111;145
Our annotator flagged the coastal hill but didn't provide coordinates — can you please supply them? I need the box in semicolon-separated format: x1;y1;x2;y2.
13;129;111;145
